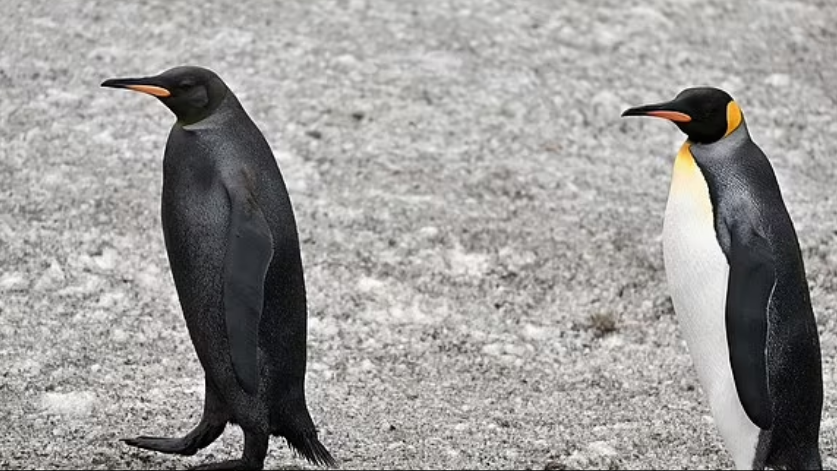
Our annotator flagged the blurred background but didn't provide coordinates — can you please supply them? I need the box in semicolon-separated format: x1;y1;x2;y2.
1;0;836;469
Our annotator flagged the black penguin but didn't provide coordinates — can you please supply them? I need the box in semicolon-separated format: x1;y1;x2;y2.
622;88;823;470
102;66;335;470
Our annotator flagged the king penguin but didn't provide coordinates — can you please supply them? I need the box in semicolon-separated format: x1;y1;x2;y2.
101;66;335;470
621;88;823;470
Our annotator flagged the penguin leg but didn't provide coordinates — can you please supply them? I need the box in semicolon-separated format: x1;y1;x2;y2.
122;381;229;455
189;429;269;471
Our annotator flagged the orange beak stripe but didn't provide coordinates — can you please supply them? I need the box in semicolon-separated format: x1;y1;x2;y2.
646;110;692;123
126;85;171;98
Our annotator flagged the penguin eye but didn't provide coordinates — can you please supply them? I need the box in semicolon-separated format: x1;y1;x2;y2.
179;79;197;89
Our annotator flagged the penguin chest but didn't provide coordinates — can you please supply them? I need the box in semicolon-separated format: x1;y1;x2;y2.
661;144;760;464
662;144;729;360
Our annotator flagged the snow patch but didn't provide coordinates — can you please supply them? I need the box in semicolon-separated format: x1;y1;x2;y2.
447;247;490;277
0;272;28;291
40;391;97;417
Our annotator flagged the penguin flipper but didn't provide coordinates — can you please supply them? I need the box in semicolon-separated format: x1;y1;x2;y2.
725;215;775;430
223;176;274;395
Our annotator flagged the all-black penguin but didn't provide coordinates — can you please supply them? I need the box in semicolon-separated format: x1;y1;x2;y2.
101;66;335;470
621;88;823;470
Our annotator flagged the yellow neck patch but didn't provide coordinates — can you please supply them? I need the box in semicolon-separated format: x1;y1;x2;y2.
673;141;697;175
724;101;743;137
670;141;714;221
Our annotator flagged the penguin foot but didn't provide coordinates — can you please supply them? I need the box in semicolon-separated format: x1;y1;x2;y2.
189;459;262;471
121;436;199;456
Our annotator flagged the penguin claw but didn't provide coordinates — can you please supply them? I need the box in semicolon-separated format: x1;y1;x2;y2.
120;435;152;443
121;435;198;456
189;459;261;471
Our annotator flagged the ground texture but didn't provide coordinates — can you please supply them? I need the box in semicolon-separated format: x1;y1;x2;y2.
2;0;837;469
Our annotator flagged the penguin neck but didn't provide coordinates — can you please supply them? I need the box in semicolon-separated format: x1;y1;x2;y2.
690;119;750;155
178;90;242;131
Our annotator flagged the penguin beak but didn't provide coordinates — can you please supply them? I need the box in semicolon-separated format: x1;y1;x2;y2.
101;77;171;98
621;102;692;123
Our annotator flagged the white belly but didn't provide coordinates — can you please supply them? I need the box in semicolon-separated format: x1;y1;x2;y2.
662;143;760;469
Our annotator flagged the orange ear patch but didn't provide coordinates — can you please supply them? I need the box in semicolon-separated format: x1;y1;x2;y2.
647;110;692;123
725;101;743;137
126;85;171;97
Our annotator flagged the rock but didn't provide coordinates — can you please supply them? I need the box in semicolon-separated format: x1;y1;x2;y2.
92;247;118;271
764;73;791;88
447;247;490;277
33;261;65;291
111;329;129;343
358;359;376;371
600;334;625;349
563;441;620;469
309;317;339;337
7;358;42;375
481;343;503;356
587;441;617;457
356;276;385;293
520;323;547;340
503;342;527;357
379;421;396;432
418;226;440;238
544;460;568;470
348;358;377;376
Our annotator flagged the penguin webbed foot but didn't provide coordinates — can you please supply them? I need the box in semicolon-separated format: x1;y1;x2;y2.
189;459;262;471
188;430;267;470
121;435;199;456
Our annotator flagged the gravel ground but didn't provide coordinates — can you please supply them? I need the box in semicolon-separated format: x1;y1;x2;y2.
2;0;837;469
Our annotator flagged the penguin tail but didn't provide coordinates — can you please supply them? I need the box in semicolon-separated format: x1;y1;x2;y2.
284;432;337;468
267;379;336;467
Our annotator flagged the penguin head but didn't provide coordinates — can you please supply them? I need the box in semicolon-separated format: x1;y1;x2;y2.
101;66;229;125
621;87;744;144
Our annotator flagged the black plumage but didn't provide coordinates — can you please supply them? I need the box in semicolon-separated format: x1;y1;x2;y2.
102;66;335;470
